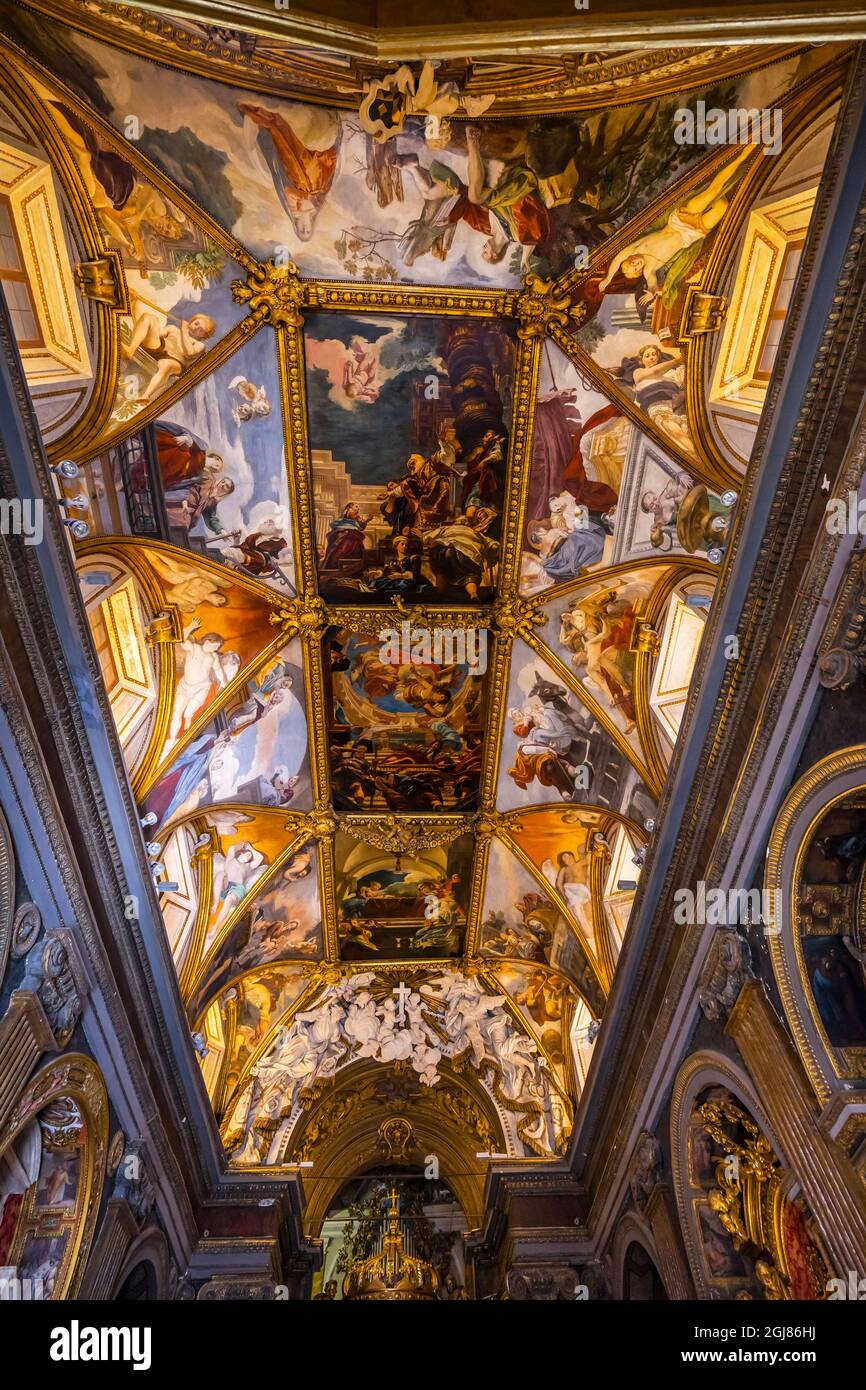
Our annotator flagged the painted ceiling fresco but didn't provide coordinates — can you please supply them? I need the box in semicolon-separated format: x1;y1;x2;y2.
0;0;848;1167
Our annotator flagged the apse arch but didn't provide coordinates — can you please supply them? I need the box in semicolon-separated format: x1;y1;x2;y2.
0;1053;108;1299
110;1225;170;1300
222;965;572;1165
610;1213;671;1300
275;1057;505;1234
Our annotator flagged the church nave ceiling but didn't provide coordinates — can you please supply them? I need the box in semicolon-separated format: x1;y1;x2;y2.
0;0;849;1183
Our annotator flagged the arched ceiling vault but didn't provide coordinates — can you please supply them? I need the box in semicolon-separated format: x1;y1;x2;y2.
2;1;848;1179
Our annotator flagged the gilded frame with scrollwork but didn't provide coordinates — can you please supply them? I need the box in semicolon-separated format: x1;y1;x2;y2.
764;747;866;1102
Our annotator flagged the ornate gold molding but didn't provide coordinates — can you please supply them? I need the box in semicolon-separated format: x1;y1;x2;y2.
231;259;307;328
14;2;837;88
340;815;469;855
0;1053;108;1299
764;746;866;1100
10;2;848;1181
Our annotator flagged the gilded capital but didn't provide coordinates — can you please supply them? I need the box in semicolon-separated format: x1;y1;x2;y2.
491;593;546;642
231;258;307;328
515;274;577;341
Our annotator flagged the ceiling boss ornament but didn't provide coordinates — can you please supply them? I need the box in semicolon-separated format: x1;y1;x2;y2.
472;808;523;840
231;258;307;328
515;274;580;341
281;807;337;841
491;593;546;643
270;596;329;643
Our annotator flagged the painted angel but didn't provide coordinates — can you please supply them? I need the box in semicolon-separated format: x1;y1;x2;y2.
342;337;380;402
229;375;271;424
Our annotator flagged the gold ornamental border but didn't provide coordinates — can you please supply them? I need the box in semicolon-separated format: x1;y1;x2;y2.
764;746;866;1103
4;2;818;109
0;1053;109;1299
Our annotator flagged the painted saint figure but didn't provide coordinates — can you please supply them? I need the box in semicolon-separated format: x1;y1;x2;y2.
168;619;239;743
598;144;754;301
396;125;551;269
122;307;215;403
238;100;340;242
321;504;369;569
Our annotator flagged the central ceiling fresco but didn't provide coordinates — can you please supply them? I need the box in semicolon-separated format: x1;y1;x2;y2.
1;1;847;1178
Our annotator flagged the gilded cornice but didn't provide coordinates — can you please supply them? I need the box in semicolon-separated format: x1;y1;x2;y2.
3;1;824;108
578;49;866;1220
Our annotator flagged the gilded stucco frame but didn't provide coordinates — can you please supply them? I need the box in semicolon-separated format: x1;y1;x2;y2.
764;746;866;1102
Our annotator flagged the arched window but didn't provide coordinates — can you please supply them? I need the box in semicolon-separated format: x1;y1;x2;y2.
79;559;159;774
623;1240;668;1300
114;1260;157;1301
